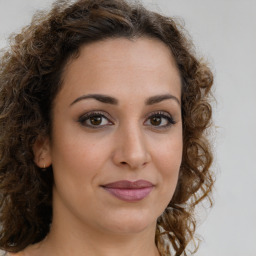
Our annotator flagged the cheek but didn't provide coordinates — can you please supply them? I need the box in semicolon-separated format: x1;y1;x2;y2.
50;132;112;211
51;135;108;178
153;135;183;200
50;121;112;189
158;148;181;184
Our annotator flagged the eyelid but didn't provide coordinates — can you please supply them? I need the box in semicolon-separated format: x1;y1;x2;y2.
77;110;176;130
78;110;114;128
143;110;176;128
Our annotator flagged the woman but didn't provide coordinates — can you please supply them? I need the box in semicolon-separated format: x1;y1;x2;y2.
0;0;214;255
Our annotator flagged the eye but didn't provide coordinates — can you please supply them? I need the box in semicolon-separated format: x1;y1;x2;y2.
144;111;176;129
78;111;113;128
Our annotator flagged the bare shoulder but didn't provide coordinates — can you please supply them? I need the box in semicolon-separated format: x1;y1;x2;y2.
5;253;24;256
4;242;44;256
4;253;22;256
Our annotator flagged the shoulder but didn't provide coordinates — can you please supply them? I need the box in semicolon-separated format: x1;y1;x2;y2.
4;252;24;256
4;242;43;256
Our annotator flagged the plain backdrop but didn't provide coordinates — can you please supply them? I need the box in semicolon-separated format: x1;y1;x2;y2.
0;0;255;255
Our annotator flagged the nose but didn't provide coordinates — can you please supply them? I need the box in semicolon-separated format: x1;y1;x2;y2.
112;125;151;170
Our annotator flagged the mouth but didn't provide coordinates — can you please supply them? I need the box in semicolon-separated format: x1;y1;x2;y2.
101;180;154;202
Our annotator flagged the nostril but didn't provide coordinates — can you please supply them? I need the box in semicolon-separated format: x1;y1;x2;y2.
120;161;127;165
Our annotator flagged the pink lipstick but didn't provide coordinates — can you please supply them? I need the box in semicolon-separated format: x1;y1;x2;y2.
101;180;154;202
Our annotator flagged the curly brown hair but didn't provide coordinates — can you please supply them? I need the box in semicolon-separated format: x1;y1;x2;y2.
0;0;214;255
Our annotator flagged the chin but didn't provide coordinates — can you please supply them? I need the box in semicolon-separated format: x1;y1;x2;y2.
100;209;157;234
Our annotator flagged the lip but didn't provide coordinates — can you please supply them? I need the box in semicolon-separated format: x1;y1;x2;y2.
101;180;154;202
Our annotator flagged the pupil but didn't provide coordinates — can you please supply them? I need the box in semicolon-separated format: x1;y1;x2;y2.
151;116;161;126
90;116;102;125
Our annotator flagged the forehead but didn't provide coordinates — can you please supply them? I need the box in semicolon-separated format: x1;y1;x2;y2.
58;37;181;102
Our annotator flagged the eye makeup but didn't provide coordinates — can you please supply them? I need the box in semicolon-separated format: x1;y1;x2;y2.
144;111;176;130
77;109;176;131
78;110;114;129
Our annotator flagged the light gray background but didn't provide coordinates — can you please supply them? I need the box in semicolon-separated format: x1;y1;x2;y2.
0;0;255;255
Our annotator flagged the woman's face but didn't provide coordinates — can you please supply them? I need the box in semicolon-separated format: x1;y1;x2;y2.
41;37;183;235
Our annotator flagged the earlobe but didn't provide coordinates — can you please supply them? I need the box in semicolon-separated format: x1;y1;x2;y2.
33;136;52;169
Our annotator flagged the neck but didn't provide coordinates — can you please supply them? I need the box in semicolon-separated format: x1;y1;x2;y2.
31;198;160;256
39;220;160;256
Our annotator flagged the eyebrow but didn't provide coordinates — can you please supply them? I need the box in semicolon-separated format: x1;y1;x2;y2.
145;94;180;106
70;94;118;106
70;93;180;106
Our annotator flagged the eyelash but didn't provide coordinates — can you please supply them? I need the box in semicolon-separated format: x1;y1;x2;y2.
78;111;113;129
78;110;176;129
144;111;176;129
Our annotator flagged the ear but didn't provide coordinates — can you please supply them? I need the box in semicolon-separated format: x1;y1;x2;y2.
33;136;52;168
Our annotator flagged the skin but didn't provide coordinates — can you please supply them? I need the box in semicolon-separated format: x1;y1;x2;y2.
12;37;183;256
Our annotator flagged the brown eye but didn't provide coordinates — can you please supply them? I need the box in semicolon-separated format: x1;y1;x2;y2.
90;116;102;126
144;112;176;129
150;116;162;126
78;111;113;128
